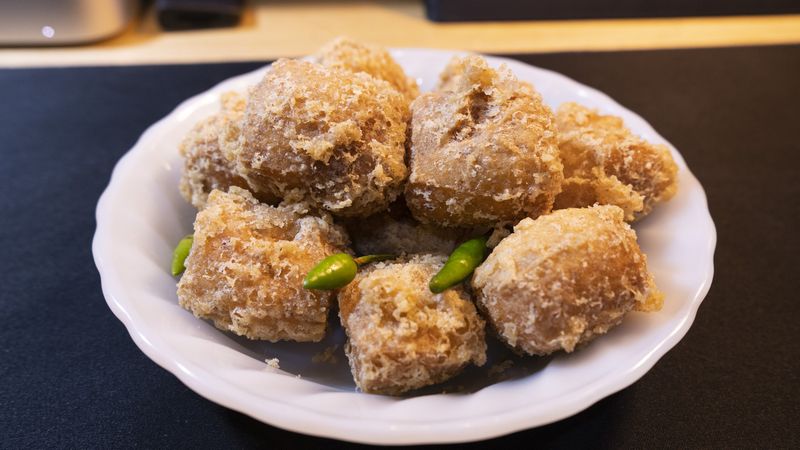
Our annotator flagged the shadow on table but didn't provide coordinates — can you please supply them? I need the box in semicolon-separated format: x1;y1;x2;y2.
221;312;553;395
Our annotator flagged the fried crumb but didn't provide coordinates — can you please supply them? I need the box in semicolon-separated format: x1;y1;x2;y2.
311;345;340;364
488;359;515;378
264;358;280;369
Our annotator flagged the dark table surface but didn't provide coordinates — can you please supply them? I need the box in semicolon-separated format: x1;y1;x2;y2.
2;45;798;448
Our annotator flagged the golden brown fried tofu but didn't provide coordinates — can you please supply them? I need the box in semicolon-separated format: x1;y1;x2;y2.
177;187;349;342
179;92;276;209
472;205;663;356
226;59;409;218
343;200;461;256
554;102;678;221
344;201;512;256
338;255;487;395
405;56;563;227
313;37;419;103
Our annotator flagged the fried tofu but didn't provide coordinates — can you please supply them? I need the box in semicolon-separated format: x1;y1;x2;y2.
554;102;678;221
342;200;462;256
177;187;349;341
472;205;663;356
179;92;276;209
405;56;563;227
313;36;419;103
226;59;409;218
338;255;487;394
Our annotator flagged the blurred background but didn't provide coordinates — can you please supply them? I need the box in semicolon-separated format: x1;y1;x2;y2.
1;0;800;66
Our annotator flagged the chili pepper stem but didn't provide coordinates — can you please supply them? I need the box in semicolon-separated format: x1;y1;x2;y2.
353;254;395;266
303;254;396;290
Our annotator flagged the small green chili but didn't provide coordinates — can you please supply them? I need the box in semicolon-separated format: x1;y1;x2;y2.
429;235;488;293
171;234;194;276
303;253;395;290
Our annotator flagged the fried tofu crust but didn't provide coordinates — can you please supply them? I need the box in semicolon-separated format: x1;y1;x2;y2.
177;187;349;342
472;205;663;356
405;56;563;227
338;255;487;395
228;59;410;218
342;200;462;256
313;37;419;103
554;102;678;221
179;92;276;209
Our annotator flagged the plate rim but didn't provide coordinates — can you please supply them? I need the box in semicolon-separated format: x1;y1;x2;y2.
92;49;717;445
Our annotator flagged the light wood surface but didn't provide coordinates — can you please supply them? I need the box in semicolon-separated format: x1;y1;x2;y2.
2;0;800;67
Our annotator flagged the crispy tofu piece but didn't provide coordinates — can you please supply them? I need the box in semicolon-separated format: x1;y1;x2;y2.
179;92;276;209
472;205;663;356
313;36;419;103
338;255;487;395
554;102;678;221
405;55;563;227
177;187;349;341
227;59;409;218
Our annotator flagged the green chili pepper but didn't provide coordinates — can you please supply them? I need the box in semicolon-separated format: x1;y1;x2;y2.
429;235;488;293
303;253;394;290
171;234;194;277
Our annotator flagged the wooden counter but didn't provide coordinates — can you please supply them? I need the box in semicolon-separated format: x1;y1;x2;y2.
2;0;800;67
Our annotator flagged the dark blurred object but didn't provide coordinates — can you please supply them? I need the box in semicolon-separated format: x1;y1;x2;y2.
425;0;800;21
157;0;244;30
0;0;137;46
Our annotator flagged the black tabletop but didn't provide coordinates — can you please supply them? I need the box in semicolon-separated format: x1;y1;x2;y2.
2;45;798;448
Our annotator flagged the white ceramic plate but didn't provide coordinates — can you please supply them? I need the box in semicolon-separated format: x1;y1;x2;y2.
93;49;716;445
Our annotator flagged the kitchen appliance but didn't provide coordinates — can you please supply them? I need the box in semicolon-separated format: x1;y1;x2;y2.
0;0;137;45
